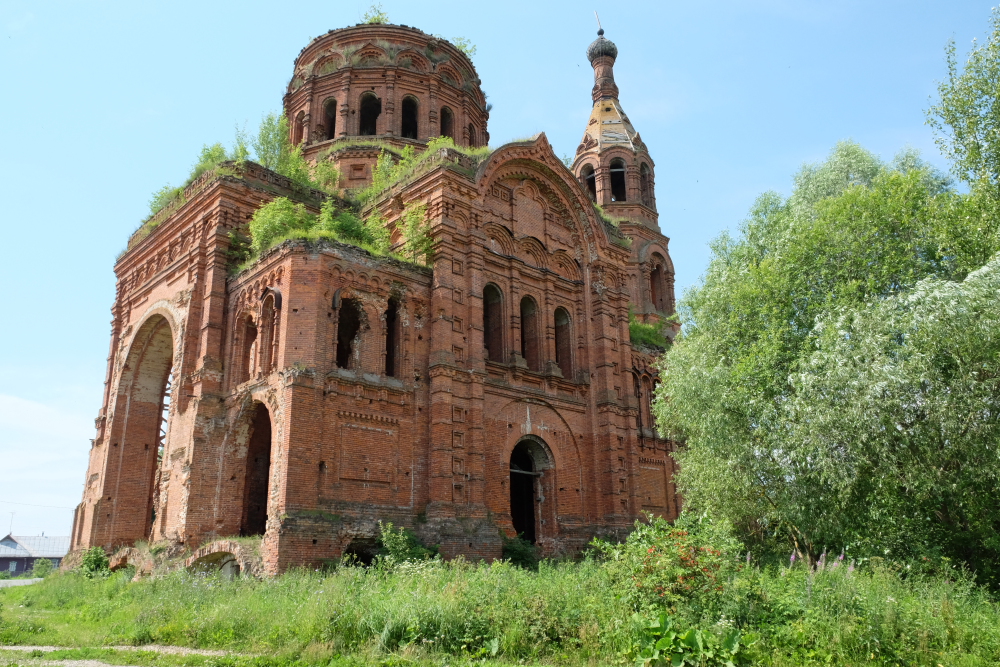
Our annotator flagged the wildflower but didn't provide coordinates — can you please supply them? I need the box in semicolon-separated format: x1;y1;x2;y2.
790;552;796;565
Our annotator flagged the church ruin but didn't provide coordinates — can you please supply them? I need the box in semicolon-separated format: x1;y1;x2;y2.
70;21;679;574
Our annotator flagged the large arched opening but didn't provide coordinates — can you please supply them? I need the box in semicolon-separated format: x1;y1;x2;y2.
324;98;338;140
609;158;627;202
401;97;419;139
509;438;551;544
580;164;597;202
240;403;273;536
359;93;382;136
110;315;175;544
440;106;454;140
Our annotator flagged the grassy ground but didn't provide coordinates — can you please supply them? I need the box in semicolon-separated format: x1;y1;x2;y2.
1;555;999;666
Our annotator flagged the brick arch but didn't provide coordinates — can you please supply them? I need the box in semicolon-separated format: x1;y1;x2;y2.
489;399;586;550
517;236;549;270
552;251;582;282
476;138;615;256
313;53;344;76
185;539;263;578
483;222;516;256
395;49;429;72
101;313;177;549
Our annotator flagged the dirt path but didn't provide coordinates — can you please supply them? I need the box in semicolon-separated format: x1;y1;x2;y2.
0;644;239;667
0;578;42;588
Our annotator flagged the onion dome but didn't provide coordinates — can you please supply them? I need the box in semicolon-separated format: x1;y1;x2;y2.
587;29;618;63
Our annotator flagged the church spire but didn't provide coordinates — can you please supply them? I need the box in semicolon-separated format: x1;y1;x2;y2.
587;28;620;101
572;28;658;223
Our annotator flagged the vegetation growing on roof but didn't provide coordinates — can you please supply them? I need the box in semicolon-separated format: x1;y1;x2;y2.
628;309;670;350
355;137;493;203
361;3;389;24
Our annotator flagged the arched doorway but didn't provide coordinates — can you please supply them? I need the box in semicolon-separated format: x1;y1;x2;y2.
109;315;174;545
509;439;550;544
241;403;272;536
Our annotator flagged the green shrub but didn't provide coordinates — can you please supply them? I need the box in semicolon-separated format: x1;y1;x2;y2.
400;203;432;264
595;512;743;618
79;547;109;578
501;535;538;571
29;558;53;578
248;197;316;256
378;522;438;564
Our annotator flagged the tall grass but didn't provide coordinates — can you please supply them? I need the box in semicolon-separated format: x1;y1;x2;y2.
2;555;999;666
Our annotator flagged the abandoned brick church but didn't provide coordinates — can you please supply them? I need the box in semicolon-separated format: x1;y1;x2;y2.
70;21;679;574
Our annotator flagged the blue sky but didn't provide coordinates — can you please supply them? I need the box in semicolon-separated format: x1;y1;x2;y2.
0;0;992;536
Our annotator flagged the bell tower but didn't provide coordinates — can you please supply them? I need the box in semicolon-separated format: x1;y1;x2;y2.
572;29;675;328
571;29;658;230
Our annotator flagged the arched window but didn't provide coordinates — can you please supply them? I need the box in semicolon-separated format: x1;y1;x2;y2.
650;253;668;313
241;403;272;536
238;314;257;384
509;441;538;543
483;284;504;363
632;373;644;429
581;164;597;202
324;99;337;140
610;158;627;202
641;376;654;431
554;307;572;378
467;123;476;147
336;298;363;369
640;163;652;207
359;92;381;136
519;296;540;371
293;111;306;145
401;97;418;139
385;298;400;377
259;294;278;375
440;106;454;139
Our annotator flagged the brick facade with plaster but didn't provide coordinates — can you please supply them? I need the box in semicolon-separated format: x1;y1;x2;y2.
71;23;679;574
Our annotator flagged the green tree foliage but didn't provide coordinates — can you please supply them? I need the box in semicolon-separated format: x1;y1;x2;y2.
785;257;1000;584
654;140;1000;569
927;8;1000;192
148;142;238;216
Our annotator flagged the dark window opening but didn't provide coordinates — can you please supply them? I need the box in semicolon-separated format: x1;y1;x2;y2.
259;295;277;375
520;296;540;371
337;298;362;369
239;317;257;383
640;163;652;207
650;256;667;313
401;97;418;139
633;373;644;429
581;164;597;202
359;93;381;136
483;284;504;362
325;99;337;140
509;442;537;543
554;307;572;379
293;111;306;145
385;298;400;377
610;158;627;202
241;404;272;536
467;123;476;147
440;106;454;139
